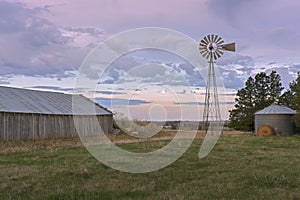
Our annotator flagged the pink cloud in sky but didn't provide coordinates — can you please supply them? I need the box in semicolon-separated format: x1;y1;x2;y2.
2;0;300;89
10;0;215;33
11;0;300;58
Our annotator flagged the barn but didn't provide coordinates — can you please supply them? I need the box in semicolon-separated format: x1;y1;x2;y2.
255;104;296;136
0;86;113;141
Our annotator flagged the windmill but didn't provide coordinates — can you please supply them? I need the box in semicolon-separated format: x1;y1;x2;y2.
199;34;235;131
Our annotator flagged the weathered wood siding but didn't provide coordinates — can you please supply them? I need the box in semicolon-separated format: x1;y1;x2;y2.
0;112;113;141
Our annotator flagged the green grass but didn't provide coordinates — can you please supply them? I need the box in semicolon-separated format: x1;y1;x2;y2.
0;135;300;199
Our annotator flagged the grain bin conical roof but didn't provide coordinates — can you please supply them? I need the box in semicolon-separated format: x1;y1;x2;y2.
255;104;296;115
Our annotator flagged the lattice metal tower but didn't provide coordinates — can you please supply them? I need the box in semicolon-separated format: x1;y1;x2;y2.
199;34;235;131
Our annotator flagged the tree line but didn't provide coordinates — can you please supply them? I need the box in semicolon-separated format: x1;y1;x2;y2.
229;70;300;131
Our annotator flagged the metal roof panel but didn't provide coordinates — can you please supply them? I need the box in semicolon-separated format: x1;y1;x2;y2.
255;104;296;115
0;86;112;115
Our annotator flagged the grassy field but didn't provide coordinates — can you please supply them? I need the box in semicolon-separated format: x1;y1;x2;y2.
0;134;299;199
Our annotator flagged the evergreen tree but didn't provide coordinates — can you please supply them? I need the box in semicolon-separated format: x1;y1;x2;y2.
280;72;300;127
229;70;283;131
268;71;284;104
253;72;270;111
279;85;296;108
229;77;255;131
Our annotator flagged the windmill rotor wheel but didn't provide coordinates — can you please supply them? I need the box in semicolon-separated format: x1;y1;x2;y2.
257;125;275;136
199;34;224;60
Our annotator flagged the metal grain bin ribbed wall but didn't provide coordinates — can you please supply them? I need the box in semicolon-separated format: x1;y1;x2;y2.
255;104;296;136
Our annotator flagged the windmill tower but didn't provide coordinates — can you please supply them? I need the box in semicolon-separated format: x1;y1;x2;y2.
199;34;235;131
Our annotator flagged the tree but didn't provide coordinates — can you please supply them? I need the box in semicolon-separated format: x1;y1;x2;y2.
278;90;294;108
253;72;270;111
268;71;283;104
229;77;255;131
280;72;300;127
229;71;283;131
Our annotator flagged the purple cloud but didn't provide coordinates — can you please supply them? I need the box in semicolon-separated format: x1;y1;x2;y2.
0;1;106;78
1;0;300;90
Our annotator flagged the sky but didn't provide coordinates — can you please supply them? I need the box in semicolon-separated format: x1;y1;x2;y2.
1;0;300;120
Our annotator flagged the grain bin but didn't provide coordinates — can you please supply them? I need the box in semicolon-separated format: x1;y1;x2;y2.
255;104;296;136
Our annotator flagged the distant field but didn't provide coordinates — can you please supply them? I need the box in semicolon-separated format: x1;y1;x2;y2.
0;134;299;199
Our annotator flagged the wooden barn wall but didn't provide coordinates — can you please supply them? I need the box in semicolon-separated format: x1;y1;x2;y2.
0;112;113;141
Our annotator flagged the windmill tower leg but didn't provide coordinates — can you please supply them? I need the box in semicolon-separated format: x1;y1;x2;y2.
211;58;222;133
202;55;222;133
202;56;212;132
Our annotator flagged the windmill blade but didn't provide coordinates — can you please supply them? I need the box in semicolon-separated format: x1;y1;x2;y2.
203;51;210;59
203;36;209;44
199;50;207;56
215;49;223;58
199;43;207;48
213;52;218;60
199;47;206;52
217;39;224;45
200;49;208;56
214;36;221;44
200;49;208;55
199;45;207;51
214;51;221;59
213;34;218;43
216;49;224;57
211;34;215;43
202;51;209;59
200;39;208;46
200;42;207;47
207;35;211;43
205;52;211;60
200;41;208;48
199;47;207;52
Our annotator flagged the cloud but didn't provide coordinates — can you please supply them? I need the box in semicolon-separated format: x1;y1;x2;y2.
174;101;235;105
206;0;300;61
60;26;107;49
27;85;74;92
206;0;254;27
264;64;299;88
0;80;10;85
0;1;106;78
206;0;300;30
94;47;299;90
219;69;248;89
94;97;151;108
2;0;300;92
39;0;210;32
217;54;255;67
97;49;206;87
94;91;126;95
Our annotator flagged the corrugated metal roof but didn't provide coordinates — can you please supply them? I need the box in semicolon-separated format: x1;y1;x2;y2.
0;86;112;115
255;104;296;115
